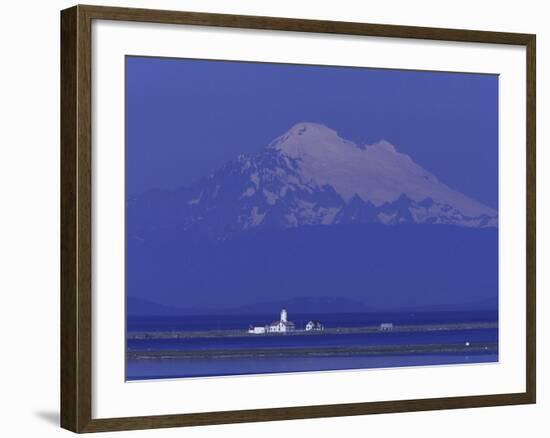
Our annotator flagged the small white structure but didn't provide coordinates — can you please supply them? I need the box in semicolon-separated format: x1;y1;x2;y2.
248;325;266;334
379;323;394;331
267;309;295;333
305;320;324;331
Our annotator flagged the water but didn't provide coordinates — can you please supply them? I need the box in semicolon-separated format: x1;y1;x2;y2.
128;329;497;352
127;352;498;380
126;312;498;380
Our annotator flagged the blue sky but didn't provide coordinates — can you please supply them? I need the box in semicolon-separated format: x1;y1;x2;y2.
126;56;499;209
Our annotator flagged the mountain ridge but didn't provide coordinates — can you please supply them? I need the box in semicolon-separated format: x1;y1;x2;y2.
128;122;497;243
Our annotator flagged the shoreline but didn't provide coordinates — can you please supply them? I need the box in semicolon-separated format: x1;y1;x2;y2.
127;321;498;340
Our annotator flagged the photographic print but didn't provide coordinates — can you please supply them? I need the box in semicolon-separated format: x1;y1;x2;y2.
125;56;499;381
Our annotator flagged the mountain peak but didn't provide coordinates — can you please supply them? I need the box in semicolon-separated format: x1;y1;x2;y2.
265;123;495;218
369;139;397;154
287;122;338;137
268;122;357;157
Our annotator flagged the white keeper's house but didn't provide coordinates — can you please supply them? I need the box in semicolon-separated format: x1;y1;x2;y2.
305;320;324;331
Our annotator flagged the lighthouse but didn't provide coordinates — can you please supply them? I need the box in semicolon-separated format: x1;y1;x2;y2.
266;309;295;333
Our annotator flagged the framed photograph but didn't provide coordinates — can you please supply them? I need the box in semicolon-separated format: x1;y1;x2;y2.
60;5;536;433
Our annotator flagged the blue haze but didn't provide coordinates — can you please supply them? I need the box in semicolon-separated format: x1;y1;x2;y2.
127;224;498;311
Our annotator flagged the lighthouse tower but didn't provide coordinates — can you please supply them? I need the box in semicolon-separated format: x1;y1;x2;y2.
280;309;288;323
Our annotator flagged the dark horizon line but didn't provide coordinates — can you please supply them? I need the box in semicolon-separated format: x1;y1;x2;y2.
127;295;498;317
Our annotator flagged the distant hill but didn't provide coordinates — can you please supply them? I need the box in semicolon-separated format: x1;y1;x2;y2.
382;296;498;313
127;297;188;317
128;295;374;317
232;296;374;315
128;294;497;318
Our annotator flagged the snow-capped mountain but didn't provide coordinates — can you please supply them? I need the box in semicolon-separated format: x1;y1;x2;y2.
268;123;496;217
128;122;497;241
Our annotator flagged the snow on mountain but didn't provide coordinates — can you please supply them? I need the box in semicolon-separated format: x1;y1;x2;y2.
268;122;496;217
128;122;497;241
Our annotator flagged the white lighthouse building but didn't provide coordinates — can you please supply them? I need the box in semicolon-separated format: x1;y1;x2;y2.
248;309;315;334
267;309;295;333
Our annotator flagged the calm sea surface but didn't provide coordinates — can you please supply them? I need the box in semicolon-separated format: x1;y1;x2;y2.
127;352;498;380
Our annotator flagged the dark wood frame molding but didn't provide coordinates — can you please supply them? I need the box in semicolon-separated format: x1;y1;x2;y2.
61;4;536;433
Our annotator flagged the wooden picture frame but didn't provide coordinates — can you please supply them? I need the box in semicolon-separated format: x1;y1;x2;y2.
61;4;536;433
